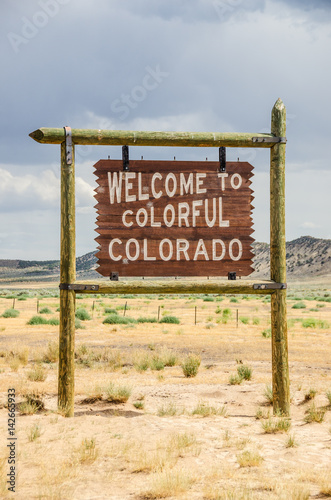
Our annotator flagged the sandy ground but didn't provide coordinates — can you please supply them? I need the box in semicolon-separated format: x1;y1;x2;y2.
0;281;331;499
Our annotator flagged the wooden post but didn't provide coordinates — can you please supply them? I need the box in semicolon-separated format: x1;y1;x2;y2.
270;98;290;416
58;141;76;417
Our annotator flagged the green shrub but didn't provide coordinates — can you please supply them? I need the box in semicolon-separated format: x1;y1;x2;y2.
304;404;326;423
27;364;47;382
151;358;165;371
292;302;306;309
27;315;48;325
104;307;117;315
262;417;291;433
302;318;330;329
222;308;231;318
2;309;20;318
105;382;131;403
262;328;271;338
237;365;252;381
43;341;59;363
215;297;224;302
191;402;227;417
264;385;273;405
230;297;239;303
182;354;201;378
229;374;243;385
75;308;91;321
137;316;158;323
75;318;85;329
304;388;316;401
203;297;214;302
47;317;60;326
103;314;136;325
252;317;260;325
159;315;180;324
39;307;52;314
239;316;249;325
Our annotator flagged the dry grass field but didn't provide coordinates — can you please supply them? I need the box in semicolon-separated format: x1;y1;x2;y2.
0;279;331;499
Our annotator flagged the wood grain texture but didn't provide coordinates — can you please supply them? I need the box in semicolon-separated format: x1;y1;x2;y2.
29;128;279;147
270;98;290;416
94;160;255;277
72;279;278;295
59;142;76;418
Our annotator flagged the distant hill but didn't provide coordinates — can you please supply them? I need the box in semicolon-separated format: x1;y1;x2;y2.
0;236;330;283
252;236;331;278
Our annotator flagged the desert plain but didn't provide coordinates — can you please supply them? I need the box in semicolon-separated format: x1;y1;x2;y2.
0;278;330;499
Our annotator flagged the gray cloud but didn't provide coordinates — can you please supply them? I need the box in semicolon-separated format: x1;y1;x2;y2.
0;0;330;257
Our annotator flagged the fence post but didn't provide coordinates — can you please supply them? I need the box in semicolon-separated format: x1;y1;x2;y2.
270;99;290;416
58;140;76;417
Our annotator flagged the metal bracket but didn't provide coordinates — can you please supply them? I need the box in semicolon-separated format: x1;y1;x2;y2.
59;284;99;291
252;136;287;144
253;283;287;290
122;145;129;171
110;272;119;281
219;147;226;172
63;126;73;165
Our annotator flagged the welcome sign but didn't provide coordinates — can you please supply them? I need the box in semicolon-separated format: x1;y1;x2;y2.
94;159;255;277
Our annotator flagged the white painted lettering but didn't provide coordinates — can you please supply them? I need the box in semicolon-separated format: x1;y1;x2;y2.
192;200;203;227
122;210;133;227
165;173;177;197
109;239;122;261
176;239;190;260
151;172;162;199
205;197;216;227
196;173;207;194
193;239;209;261
180;173;193;195
212;239;226;260
136;208;148;227
217;172;228;191
159;239;173;261
108;172;123;204
138;172;149;200
143;239;156;260
125;173;136;202
163;204;176;227
126;238;140;261
230;173;242;189
178;202;190;227
150;206;161;227
218;197;229;227
229;238;243;261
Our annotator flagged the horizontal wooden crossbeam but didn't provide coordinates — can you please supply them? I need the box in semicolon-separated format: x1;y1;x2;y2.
66;279;284;295
29;128;284;148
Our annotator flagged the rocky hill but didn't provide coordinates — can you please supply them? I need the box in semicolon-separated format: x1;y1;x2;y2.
252;236;331;278
0;236;330;283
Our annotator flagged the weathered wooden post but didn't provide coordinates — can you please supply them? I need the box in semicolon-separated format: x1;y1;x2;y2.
29;106;289;418
270;98;290;416
58;137;76;417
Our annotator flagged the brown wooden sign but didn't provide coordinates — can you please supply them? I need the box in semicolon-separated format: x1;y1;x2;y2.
94;160;255;277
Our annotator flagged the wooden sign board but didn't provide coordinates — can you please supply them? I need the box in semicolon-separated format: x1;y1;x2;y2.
94;160;255;277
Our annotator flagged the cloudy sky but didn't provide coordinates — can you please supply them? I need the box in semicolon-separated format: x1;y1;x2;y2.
1;0;330;260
